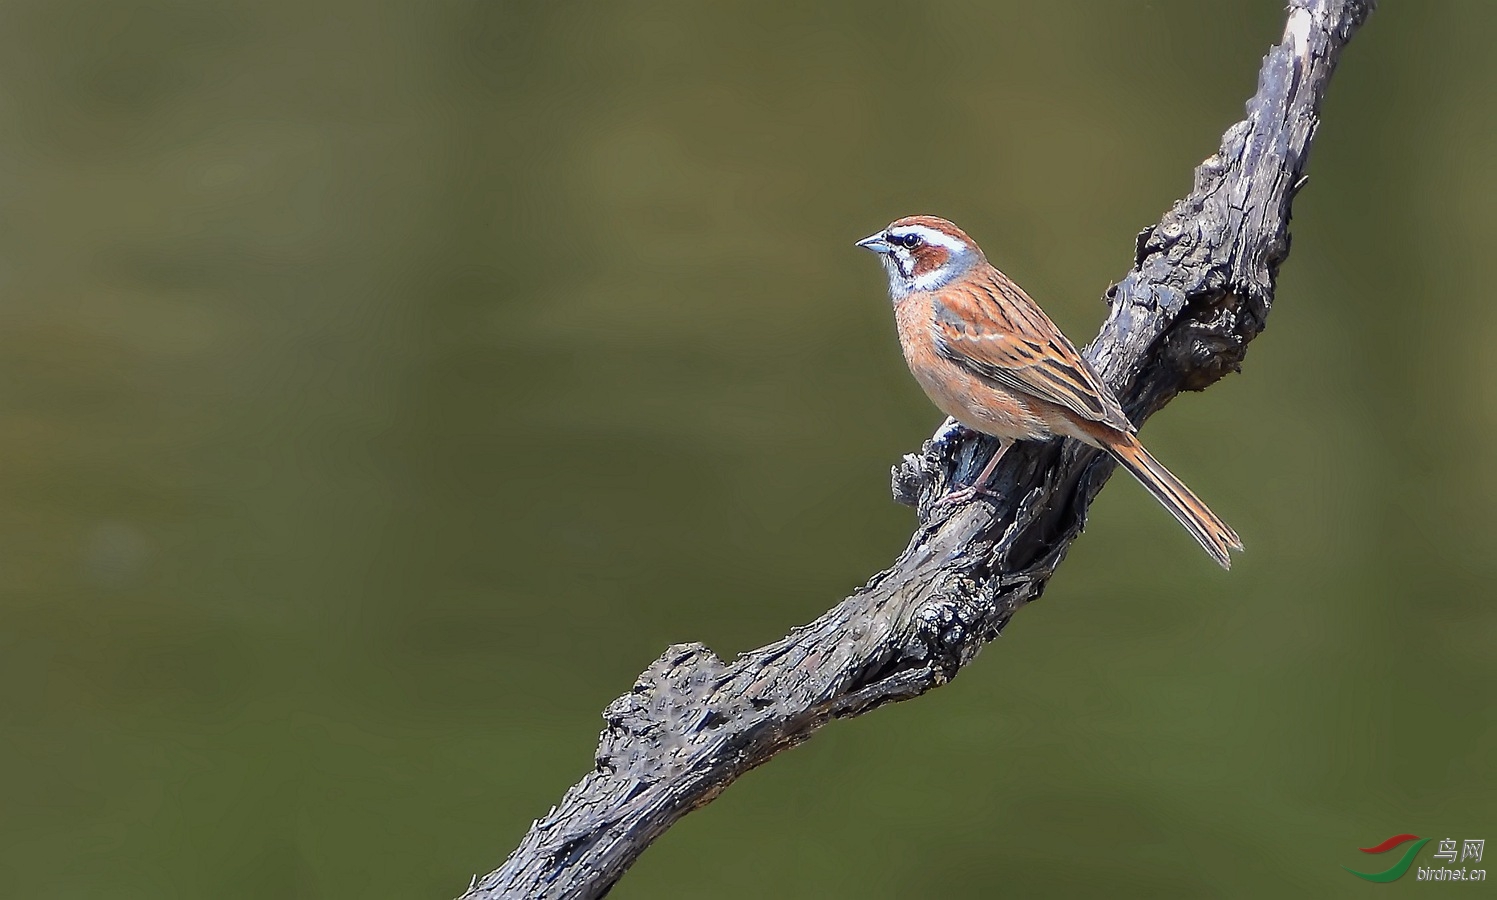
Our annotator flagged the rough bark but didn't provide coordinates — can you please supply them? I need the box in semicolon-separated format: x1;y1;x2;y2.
465;1;1375;896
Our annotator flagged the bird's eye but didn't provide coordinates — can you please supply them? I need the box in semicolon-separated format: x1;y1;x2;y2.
897;233;923;249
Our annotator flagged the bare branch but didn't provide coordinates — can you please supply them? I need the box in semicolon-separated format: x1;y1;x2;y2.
466;2;1375;896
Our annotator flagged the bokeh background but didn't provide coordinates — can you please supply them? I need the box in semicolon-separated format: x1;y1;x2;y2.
0;1;1492;897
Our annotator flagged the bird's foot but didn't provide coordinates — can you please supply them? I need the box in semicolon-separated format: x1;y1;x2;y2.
935;483;1001;506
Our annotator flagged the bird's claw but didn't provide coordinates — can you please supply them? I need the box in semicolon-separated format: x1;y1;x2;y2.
935;483;1001;506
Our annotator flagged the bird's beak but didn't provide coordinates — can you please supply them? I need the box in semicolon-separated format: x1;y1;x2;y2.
856;232;892;254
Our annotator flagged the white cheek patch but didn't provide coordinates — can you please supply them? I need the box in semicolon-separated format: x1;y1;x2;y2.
894;248;916;277
909;264;956;292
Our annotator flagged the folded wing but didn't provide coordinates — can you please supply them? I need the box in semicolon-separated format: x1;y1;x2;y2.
930;276;1135;434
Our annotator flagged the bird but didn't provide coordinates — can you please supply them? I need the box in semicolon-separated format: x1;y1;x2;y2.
857;214;1242;569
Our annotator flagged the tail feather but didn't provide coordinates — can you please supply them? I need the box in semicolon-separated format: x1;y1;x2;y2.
1104;435;1242;569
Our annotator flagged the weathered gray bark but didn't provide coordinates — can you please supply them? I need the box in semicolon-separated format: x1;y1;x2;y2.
465;2;1375;896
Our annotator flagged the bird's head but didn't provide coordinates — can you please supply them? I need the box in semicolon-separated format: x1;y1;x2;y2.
856;215;984;301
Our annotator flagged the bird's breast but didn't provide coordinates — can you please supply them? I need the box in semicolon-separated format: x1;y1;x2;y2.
893;294;1052;442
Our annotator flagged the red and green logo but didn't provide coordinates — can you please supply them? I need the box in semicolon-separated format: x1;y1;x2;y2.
1344;834;1431;882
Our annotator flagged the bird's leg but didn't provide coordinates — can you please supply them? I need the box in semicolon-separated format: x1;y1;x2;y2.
937;437;1011;505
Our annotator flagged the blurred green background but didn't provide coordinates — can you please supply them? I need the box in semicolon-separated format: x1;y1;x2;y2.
0;1;1492;897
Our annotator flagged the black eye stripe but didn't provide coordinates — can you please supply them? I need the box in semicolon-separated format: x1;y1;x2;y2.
893;232;923;249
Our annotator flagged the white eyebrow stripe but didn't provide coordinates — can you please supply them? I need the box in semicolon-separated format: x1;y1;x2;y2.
888;224;966;253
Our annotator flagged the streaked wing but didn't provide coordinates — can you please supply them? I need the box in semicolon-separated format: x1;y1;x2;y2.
930;274;1135;432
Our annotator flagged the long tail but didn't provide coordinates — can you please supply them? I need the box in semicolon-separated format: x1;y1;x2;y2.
1103;433;1242;569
